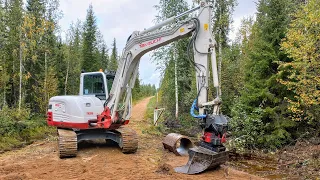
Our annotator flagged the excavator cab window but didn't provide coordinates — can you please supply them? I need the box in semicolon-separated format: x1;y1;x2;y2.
83;73;106;100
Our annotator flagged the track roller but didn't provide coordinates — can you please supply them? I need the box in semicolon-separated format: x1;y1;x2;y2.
57;129;78;158
115;127;138;153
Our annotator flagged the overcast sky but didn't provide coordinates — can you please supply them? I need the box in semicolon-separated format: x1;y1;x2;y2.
59;0;257;88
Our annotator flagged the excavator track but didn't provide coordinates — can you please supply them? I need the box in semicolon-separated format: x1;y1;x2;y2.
115;127;138;153
57;129;77;158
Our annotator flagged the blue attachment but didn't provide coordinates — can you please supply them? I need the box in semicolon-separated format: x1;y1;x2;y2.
190;99;206;118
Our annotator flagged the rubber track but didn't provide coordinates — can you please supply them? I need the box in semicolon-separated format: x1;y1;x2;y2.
57;129;77;158
115;127;138;153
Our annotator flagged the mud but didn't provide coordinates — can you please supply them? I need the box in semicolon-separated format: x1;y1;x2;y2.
229;140;320;179
0;97;263;180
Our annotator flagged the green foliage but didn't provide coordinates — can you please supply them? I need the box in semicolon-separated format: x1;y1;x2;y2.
108;38;118;71
0;1;111;149
212;0;236;47
82;4;98;72
154;0;198;121
228;0;308;150
132;78;156;102
221;43;242;115
229;101;265;151
278;0;320;124
142;97;167;136
0;0;318;154
0;107;55;151
3;0;23;108
65;20;82;95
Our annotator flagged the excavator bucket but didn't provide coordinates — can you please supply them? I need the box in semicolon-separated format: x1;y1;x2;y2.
174;146;228;174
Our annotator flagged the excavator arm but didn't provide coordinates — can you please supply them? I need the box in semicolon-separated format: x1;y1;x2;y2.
106;1;220;123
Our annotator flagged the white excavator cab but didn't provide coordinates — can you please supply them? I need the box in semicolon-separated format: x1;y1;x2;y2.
79;70;116;102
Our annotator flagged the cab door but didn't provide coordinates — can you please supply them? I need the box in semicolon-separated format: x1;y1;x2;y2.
80;72;108;101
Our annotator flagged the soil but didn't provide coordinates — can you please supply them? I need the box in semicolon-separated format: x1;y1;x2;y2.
228;140;320;179
0;97;263;180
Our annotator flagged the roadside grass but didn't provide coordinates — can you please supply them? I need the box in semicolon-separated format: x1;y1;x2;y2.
140;97;201;140
141;97;168;136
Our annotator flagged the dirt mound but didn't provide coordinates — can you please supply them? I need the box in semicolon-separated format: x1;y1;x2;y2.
155;163;174;175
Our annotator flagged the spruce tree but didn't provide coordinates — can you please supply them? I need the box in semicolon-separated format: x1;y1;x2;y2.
4;0;23;108
108;38;118;71
231;0;298;149
95;30;108;70
82;4;98;72
65;20;83;95
100;44;108;70
0;0;9;108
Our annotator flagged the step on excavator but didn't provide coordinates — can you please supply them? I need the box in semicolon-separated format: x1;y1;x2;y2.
47;0;228;174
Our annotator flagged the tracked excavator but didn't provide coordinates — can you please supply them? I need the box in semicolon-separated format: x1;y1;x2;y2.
47;0;228;174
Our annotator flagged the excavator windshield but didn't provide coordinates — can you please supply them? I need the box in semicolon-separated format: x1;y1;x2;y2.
80;72;107;100
83;74;105;95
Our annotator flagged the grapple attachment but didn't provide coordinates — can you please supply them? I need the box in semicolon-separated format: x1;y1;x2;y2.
175;146;228;174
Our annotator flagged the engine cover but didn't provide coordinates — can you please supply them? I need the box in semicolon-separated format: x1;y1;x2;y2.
47;95;104;129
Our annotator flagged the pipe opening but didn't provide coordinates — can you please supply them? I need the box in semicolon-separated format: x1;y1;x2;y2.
176;138;193;156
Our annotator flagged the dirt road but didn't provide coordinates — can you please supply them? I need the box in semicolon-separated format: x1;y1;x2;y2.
0;97;263;180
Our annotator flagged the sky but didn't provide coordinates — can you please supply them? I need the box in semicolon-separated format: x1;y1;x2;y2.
59;0;257;88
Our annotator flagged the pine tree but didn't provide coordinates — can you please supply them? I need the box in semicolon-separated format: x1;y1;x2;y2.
108;38;118;71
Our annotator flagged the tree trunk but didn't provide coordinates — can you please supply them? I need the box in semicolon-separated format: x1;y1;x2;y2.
2;87;5;108
218;30;222;97
45;52;47;102
65;51;70;95
174;44;179;120
19;34;22;111
218;3;222;97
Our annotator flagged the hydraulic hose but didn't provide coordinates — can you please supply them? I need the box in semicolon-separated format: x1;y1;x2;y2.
190;99;206;118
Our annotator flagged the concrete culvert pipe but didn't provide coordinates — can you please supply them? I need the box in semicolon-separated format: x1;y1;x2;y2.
163;133;194;156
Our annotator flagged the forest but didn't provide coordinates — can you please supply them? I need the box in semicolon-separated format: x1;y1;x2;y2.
0;0;319;154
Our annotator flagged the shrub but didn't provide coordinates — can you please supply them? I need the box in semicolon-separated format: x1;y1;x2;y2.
0;106;55;151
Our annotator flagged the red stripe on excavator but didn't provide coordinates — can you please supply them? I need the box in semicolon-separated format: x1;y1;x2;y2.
47;120;125;130
47;121;89;129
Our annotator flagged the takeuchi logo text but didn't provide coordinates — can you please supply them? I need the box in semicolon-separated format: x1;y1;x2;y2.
139;37;162;48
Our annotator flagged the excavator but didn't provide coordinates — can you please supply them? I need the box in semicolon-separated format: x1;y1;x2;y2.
47;0;228;174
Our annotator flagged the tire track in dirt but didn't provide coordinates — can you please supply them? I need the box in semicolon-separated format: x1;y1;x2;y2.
0;97;264;180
